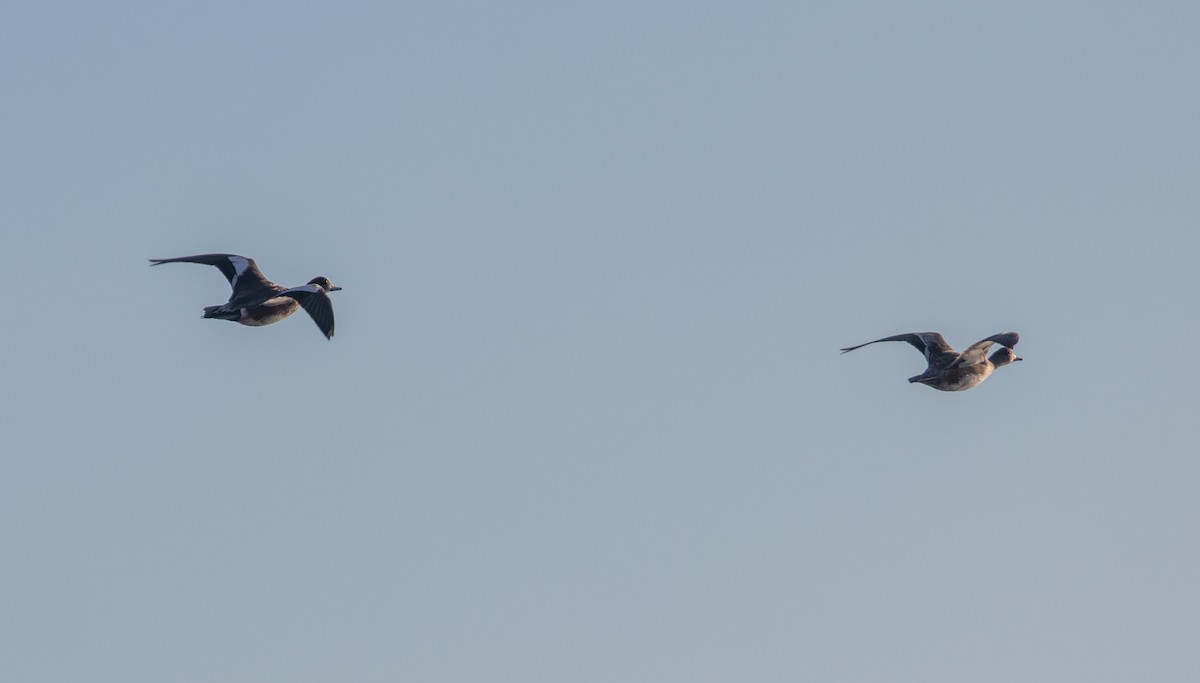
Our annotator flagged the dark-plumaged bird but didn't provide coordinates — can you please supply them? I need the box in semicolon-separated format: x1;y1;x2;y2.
150;253;342;339
840;331;1021;391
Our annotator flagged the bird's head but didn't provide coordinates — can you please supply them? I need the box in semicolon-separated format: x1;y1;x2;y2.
307;276;342;293
989;346;1022;367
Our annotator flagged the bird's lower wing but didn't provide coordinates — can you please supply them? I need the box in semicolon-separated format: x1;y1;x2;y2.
955;332;1020;365
278;286;336;339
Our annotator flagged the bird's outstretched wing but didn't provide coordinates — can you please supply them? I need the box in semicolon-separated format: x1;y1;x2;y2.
277;284;336;339
954;332;1020;366
149;254;278;302
840;332;959;370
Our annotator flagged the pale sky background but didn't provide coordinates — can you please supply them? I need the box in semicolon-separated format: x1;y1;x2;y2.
3;2;1199;681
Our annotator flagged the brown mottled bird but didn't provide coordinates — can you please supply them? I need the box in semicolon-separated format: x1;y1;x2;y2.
840;332;1021;391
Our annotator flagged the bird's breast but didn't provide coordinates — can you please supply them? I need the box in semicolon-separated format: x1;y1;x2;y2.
936;362;994;391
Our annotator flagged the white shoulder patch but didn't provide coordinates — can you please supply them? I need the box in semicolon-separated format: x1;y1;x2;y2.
229;256;251;288
282;284;321;295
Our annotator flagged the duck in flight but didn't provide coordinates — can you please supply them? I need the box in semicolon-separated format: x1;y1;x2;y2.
150;253;342;339
840;332;1021;391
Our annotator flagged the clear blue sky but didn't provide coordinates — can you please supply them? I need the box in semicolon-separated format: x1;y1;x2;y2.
4;2;1198;681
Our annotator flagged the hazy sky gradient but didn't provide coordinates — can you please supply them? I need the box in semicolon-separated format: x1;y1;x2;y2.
4;2;1199;681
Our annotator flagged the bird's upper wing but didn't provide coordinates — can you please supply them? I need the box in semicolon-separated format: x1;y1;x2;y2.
953;332;1020;366
277;284;336;339
840;332;959;369
149;254;278;301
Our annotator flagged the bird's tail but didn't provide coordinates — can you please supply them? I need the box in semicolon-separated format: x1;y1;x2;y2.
202;305;239;321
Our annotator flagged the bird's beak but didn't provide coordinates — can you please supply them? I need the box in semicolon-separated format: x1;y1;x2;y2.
331;286;343;292
1014;356;1023;362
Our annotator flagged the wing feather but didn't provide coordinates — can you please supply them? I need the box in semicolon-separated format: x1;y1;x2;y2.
840;332;958;369
149;253;277;301
954;332;1019;366
278;285;336;339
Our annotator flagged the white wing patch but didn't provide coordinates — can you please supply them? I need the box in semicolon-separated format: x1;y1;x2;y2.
281;284;321;295
229;255;252;289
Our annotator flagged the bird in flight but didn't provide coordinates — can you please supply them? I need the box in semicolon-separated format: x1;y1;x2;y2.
840;331;1021;391
150;253;342;339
